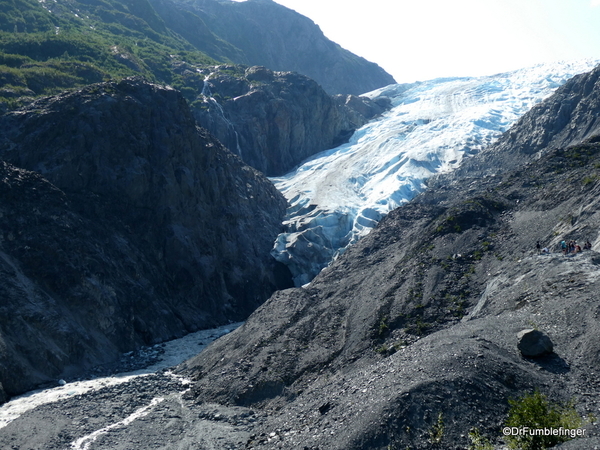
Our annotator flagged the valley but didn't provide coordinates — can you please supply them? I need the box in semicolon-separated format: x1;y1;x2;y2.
1;1;600;449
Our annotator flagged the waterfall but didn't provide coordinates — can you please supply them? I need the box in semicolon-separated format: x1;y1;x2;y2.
201;77;243;158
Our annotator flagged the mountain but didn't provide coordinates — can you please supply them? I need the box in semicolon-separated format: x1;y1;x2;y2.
180;64;600;450
0;0;395;179
0;0;393;402
156;0;396;95
0;0;217;102
0;78;290;400
271;60;600;286
0;0;394;110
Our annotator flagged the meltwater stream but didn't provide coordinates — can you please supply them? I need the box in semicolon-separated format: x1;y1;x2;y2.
0;322;242;430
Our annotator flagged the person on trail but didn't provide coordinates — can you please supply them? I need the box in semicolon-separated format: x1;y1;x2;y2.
536;241;541;252
561;240;567;254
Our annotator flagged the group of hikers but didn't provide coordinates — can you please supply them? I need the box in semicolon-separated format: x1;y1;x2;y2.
536;239;593;255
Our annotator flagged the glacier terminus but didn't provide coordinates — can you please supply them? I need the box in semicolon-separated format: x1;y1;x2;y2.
270;60;600;286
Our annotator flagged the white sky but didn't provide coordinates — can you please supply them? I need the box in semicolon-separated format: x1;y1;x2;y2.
233;0;600;83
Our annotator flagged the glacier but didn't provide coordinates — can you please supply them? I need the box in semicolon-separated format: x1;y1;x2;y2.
271;60;600;286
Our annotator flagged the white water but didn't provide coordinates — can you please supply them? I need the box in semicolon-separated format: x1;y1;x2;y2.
70;397;166;450
271;60;600;286
0;322;241;429
201;73;244;157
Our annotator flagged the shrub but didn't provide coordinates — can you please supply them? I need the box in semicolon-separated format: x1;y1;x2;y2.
504;390;584;450
468;428;493;450
428;412;444;445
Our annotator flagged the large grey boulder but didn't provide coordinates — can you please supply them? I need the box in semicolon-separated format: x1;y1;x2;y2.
517;329;554;357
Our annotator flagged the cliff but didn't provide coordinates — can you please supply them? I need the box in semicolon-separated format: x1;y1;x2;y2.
192;64;390;176
0;78;290;400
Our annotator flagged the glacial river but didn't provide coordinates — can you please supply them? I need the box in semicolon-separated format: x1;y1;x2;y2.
0;322;242;429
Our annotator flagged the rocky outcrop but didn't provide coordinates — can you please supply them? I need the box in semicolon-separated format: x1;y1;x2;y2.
181;69;600;448
152;0;396;95
0;78;290;399
192;65;389;176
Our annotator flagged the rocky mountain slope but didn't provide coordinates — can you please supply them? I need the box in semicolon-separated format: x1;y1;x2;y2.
0;0;394;108
194;64;390;176
1;67;600;450
159;0;396;95
178;66;600;449
1;0;393;180
0;77;290;401
453;63;600;179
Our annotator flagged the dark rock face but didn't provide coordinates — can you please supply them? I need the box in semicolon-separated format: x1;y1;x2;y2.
193;65;389;176
0;78;290;398
152;0;396;95
181;68;600;449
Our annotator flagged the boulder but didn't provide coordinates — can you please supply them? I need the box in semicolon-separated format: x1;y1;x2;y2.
517;329;554;357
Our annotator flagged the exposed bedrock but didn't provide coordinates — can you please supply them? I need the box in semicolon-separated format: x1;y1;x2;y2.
192;65;391;177
0;78;290;399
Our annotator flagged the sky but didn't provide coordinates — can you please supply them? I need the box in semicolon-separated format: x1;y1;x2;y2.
233;0;600;83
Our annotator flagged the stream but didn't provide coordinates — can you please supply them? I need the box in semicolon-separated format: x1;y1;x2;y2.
0;322;243;440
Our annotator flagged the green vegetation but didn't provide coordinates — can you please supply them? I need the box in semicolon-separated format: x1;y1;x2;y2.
0;0;220;107
435;215;461;234
557;142;600;169
376;315;389;339
582;173;599;186
468;428;493;450
375;344;388;354
428;412;444;445
408;317;430;336
504;390;585;450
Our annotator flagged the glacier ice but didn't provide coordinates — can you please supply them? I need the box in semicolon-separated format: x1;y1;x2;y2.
271;60;600;286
